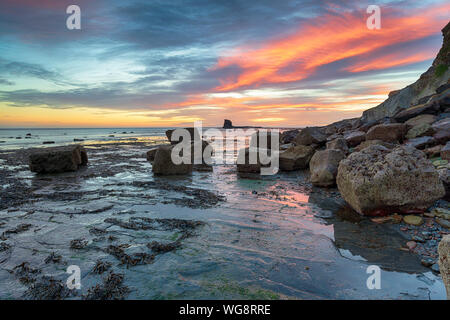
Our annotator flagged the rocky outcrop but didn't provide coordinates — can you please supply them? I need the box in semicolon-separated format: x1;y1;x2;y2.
336;145;445;216
309;149;345;187
361;22;450;123
343;131;366;147
223;119;233;129
326;138;349;154
438;235;450;299
279;145;315;171
29;145;88;174
365;123;407;142
152;145;192;175
294;127;327;146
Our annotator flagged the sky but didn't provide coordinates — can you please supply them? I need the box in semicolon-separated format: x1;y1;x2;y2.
0;0;449;128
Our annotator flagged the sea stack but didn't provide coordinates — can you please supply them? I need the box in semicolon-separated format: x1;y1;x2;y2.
223;119;233;129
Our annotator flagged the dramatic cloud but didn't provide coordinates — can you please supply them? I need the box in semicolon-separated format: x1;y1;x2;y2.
0;0;448;127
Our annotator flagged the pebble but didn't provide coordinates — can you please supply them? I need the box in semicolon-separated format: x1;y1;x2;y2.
406;241;417;250
403;215;423;226
421;258;434;267
436;217;450;229
431;263;440;273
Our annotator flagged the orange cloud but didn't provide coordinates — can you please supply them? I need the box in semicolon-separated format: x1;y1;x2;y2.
212;4;450;91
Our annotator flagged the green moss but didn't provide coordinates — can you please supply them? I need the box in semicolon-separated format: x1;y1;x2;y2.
202;278;281;299
435;64;448;78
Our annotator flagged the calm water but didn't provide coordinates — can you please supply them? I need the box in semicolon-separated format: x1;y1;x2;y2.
0;128;170;150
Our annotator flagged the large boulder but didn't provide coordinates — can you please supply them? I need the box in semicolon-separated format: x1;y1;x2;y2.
438;235;450;299
366;123;407;142
326;138;349;154
279;145;315;171
29;145;88;174
152;145;192;175
343;131;366;147
336;145;445;216
309;149;345;187
294;127;327;146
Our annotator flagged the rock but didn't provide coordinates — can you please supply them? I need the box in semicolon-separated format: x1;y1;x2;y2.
294;127;327;146
280;129;299;144
432;118;450;132
404;136;435;149
309;149;345;187
405;123;435;139
371;214;402;224
437;168;450;197
354;139;396;152
343;131;365;147
165;128;200;144
424;145;443;158
326;138;349;154
436;217;450;229
438;235;450;298
280;143;293;150
433;129;450;144
405;114;437;128
366;123;407;142
336;145;445;216
432;207;450;220
42;141;55;144
73;138;84;142
279;145;315;171
223;119;233;129
403;215;423;226
29;145;88;174
431;263;441;273
152;145;192;175
406;241;417;250
146;148;158;162
442;142;450;160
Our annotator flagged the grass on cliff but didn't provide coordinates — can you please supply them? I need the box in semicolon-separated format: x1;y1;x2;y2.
435;64;448;77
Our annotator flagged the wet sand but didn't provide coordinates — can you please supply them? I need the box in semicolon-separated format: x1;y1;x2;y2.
0;140;446;299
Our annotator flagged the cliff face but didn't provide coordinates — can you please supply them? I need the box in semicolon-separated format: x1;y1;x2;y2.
361;21;450;123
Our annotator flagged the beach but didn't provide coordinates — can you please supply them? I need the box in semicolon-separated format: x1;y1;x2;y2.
0;131;446;299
